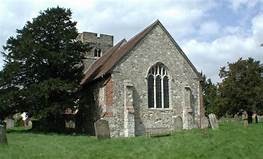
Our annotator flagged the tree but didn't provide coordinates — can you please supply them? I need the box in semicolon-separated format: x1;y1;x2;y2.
0;7;89;124
201;74;218;115
217;58;263;116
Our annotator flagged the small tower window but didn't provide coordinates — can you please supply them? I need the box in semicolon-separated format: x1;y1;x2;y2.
94;48;102;57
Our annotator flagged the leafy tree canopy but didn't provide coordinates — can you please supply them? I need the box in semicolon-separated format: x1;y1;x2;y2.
201;74;218;115
217;58;263;116
0;7;89;120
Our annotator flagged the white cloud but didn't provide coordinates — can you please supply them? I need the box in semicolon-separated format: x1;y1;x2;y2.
223;26;242;35
198;21;220;37
1;0;263;83
0;0;217;51
182;13;263;83
228;0;261;11
252;13;263;43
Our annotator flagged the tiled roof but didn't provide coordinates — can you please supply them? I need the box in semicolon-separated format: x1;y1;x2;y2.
80;20;200;85
80;20;159;85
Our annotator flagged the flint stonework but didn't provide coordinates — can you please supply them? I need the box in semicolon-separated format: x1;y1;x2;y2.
81;21;205;137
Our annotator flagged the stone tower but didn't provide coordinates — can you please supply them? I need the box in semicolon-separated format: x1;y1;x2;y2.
77;32;114;71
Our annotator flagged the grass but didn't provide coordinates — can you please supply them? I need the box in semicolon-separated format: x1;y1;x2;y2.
0;121;263;159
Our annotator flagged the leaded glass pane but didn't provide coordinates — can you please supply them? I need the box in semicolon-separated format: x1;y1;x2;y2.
148;75;154;108
163;76;169;108
156;75;162;108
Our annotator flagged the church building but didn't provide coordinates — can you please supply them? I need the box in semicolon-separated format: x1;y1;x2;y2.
78;20;205;137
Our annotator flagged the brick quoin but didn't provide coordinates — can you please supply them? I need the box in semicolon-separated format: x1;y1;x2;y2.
105;77;113;116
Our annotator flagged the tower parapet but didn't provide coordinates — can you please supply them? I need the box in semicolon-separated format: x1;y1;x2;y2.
77;32;114;71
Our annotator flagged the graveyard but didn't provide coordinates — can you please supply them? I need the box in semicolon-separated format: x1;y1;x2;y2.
1;2;263;159
0;121;262;159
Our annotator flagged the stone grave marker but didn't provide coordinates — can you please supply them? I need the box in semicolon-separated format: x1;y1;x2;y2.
173;116;183;131
94;119;110;139
0;124;8;144
258;115;263;123
208;113;219;129
200;117;209;129
5;118;14;129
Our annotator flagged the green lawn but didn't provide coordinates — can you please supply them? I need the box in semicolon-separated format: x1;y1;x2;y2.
0;121;263;159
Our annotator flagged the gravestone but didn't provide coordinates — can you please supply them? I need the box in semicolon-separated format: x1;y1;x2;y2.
208;113;219;129
257;115;263;123
0;124;8;144
173;116;183;131
5;118;14;129
94;119;110;139
200;117;209;129
252;113;258;123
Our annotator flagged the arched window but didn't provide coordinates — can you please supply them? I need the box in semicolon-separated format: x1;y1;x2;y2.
147;63;169;108
94;48;102;57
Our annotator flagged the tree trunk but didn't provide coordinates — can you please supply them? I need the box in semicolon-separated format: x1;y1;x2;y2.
0;124;8;144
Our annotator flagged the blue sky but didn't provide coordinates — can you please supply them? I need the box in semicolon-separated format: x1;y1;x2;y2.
0;0;263;82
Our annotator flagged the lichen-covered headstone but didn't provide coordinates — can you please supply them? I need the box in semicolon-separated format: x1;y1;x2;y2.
0;124;8;144
242;111;248;127
94;119;110;139
173;116;183;131
258;115;263;123
200;117;209;129
5;118;14;129
208;113;219;129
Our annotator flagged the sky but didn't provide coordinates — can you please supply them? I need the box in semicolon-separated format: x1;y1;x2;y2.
0;0;263;83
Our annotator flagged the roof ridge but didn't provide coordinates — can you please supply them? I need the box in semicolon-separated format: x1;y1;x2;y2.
81;20;159;85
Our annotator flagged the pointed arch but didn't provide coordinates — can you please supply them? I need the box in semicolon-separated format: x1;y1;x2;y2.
147;62;169;108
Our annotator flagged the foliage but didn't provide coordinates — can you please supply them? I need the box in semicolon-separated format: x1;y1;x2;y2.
201;57;263;117
0;7;89;121
1;122;263;159
201;74;218;115
217;58;263;116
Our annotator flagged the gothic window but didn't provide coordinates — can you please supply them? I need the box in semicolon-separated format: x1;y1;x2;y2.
163;76;169;108
147;75;154;108
156;75;162;108
94;48;102;57
147;63;169;108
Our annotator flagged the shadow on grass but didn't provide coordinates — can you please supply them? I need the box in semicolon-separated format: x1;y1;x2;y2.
7;127;92;137
7;127;32;133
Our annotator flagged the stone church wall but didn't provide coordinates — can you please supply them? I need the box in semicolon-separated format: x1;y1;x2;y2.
107;24;201;137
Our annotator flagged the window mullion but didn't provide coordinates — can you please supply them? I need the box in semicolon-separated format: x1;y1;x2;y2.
154;75;156;108
161;76;164;108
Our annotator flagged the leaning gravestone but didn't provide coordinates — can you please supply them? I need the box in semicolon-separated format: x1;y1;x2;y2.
173;116;183;131
200;117;209;129
94;119;110;139
208;113;219;129
0;123;8;144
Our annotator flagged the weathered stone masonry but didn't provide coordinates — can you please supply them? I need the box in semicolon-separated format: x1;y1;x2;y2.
80;20;205;137
77;32;113;70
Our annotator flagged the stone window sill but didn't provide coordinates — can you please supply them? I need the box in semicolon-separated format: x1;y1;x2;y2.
148;108;172;111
